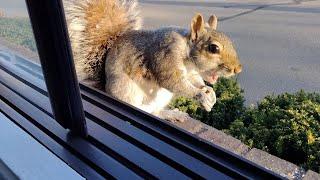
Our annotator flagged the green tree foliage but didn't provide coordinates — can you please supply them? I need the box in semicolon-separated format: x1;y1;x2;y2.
0;17;37;52
171;79;320;173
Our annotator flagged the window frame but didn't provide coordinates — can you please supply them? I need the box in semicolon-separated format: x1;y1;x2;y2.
25;0;87;136
0;0;283;179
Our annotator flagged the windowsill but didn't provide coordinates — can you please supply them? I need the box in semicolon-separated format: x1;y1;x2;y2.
1;42;318;179
0;159;18;180
0;112;84;180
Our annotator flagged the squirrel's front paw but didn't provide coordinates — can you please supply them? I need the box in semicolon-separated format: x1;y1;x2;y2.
202;86;216;105
195;87;216;112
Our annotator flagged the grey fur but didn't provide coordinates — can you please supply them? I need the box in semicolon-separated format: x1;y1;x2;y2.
65;1;242;122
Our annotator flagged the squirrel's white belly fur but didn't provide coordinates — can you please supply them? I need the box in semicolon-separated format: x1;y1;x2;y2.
120;73;174;114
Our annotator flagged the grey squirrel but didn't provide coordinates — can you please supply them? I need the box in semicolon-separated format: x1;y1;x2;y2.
64;0;242;122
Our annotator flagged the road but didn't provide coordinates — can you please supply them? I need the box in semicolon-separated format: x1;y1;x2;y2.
139;0;320;104
1;0;320;104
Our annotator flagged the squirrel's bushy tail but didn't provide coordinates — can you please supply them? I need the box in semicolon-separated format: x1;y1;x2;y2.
64;0;141;82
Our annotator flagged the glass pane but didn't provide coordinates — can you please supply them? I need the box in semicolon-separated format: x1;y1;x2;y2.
63;0;320;175
0;1;43;77
0;2;48;100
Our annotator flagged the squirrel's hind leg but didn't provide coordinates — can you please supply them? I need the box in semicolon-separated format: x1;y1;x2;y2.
105;74;146;108
139;88;192;123
134;88;191;122
105;76;191;122
138;88;173;114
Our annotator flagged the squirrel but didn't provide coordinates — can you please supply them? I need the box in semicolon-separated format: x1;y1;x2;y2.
64;0;242;122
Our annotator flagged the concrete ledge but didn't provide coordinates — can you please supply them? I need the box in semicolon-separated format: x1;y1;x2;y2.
303;170;320;180
196;124;250;155
174;118;203;133
172;117;319;179
244;148;304;179
175;118;249;155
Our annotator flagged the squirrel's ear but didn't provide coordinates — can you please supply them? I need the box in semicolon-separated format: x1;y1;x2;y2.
208;15;218;30
190;13;205;41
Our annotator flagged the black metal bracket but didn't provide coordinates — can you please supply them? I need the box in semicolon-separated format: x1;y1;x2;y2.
25;0;87;136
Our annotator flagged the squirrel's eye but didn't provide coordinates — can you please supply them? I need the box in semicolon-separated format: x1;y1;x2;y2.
208;44;220;54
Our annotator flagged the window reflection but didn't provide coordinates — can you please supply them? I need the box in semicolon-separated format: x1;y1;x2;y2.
0;1;42;78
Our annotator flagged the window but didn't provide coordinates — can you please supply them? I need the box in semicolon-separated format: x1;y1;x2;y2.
0;1;48;116
1;0;315;179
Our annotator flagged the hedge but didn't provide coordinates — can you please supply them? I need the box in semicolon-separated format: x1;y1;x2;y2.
171;78;320;173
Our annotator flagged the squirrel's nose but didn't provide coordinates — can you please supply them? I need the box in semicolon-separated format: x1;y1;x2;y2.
234;64;242;74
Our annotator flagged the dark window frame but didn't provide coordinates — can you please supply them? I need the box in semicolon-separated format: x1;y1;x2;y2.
25;0;87;136
0;0;283;179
